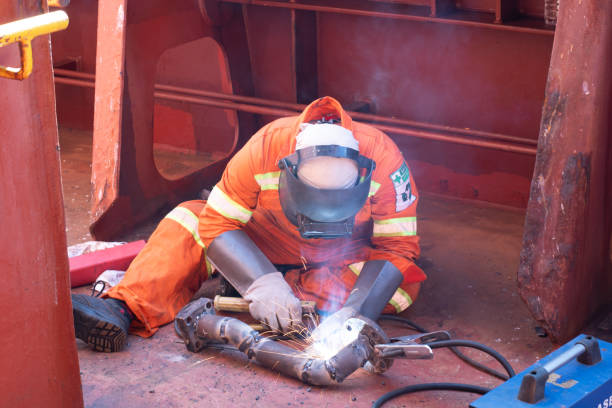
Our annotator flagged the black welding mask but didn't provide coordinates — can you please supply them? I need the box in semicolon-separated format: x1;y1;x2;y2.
278;145;376;239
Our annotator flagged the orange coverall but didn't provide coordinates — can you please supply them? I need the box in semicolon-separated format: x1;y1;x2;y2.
107;97;426;337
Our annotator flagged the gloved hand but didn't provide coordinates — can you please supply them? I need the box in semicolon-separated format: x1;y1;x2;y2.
243;272;302;332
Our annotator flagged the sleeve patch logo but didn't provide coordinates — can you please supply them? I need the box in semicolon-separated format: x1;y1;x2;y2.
390;162;416;212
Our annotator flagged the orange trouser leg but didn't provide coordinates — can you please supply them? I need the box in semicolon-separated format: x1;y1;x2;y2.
105;200;210;337
284;260;421;316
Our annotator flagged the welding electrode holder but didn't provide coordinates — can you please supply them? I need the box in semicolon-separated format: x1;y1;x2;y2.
516;336;602;404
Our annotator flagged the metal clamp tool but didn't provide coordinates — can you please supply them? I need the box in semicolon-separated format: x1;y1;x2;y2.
375;330;451;360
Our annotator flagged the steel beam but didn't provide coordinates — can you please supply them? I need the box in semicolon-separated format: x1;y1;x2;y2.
518;0;612;342
0;2;82;406
90;0;257;240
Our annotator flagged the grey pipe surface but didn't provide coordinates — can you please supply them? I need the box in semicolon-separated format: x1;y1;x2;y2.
195;313;371;385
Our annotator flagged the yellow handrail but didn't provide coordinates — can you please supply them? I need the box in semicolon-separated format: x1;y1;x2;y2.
48;0;71;7
0;11;69;80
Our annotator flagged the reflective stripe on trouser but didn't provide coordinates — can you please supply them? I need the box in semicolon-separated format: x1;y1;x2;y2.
105;200;210;338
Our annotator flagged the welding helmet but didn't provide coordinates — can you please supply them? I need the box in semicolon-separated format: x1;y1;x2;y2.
278;123;376;239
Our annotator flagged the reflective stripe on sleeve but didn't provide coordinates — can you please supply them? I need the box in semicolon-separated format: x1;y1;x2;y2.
348;261;412;313
358;177;381;197
254;171;280;191
388;288;413;313
206;186;253;224
164;206;212;277
369;180;381;197
372;216;417;237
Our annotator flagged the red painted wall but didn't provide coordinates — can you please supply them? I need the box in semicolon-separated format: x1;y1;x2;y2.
1;3;83;406
51;2;553;208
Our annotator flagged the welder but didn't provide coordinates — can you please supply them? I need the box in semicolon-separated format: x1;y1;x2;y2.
71;96;426;352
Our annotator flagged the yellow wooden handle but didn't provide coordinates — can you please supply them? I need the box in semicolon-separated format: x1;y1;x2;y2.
0;11;69;80
213;295;317;315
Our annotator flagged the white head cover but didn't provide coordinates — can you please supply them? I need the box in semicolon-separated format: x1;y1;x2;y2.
295;123;360;190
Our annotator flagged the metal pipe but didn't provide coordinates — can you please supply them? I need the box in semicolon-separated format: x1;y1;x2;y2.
373;123;537;155
197;314;370;385
54;76;94;88
174;298;373;385
54;68;95;80
53;68;537;146
541;343;585;374
156;91;537;155
158;82;537;146
52;70;537;155
355;114;537;146
0;11;70;46
219;0;554;36
155;89;299;118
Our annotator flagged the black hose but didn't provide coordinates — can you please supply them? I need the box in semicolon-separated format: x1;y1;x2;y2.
428;339;516;378
372;382;490;408
448;345;509;381
374;315;516;407
377;314;428;333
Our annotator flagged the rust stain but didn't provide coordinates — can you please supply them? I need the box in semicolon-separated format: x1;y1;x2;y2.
518;90;568;324
560;153;591;202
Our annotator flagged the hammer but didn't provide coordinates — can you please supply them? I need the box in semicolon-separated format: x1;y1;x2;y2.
213;295;317;315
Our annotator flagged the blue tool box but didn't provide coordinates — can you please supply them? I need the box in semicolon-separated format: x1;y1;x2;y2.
471;334;612;408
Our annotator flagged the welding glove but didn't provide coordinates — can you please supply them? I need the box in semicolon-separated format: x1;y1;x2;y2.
244;272;302;333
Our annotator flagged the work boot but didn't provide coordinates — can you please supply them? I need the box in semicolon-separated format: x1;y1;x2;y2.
72;294;132;352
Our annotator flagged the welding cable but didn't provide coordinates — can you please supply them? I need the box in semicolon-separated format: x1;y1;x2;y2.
372;324;517;407
372;383;490;408
377;314;428;333
378;315;511;380
447;345;509;380
427;339;516;378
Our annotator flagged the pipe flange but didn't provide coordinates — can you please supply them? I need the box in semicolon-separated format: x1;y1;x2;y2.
174;297;216;352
